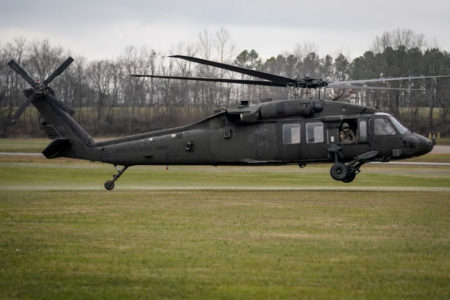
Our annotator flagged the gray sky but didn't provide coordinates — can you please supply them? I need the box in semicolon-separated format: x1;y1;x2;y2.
1;0;449;60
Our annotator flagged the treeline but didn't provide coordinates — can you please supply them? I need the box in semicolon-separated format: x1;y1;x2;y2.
0;29;449;137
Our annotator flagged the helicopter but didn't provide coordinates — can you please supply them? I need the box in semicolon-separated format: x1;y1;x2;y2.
6;55;442;190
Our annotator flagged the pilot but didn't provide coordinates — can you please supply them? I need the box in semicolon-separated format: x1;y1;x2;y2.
340;122;356;143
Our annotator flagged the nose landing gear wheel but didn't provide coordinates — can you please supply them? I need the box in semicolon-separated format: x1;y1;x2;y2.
330;163;348;181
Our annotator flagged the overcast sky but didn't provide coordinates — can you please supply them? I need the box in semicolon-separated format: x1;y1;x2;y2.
1;0;449;61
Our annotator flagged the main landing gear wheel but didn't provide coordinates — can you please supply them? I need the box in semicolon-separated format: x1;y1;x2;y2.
342;171;356;183
330;163;348;181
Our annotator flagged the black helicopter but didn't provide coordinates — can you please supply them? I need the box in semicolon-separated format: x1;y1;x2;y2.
7;55;440;190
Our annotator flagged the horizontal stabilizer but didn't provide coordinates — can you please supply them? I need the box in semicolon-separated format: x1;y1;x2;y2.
42;138;72;159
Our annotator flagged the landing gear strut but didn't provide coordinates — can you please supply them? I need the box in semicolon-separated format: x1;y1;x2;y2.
330;151;378;183
104;165;129;190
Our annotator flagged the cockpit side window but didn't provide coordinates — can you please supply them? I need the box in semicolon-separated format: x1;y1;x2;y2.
389;117;409;135
374;118;396;135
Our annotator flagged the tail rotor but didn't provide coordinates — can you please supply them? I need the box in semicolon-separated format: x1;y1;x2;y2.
6;56;74;125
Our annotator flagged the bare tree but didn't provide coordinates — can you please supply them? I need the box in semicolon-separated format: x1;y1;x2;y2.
0;38;28;136
372;29;427;54
1;31;449;138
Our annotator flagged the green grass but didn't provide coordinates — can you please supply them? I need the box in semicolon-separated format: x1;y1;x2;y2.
0;190;449;299
406;153;450;163
0;147;449;299
0;159;449;189
437;137;450;145
0;138;50;153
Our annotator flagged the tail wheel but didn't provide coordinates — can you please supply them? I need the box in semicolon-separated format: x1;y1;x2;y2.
104;180;115;191
330;163;348;181
342;171;356;183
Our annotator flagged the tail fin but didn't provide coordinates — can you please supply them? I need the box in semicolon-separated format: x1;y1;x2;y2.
35;95;99;160
7;57;100;161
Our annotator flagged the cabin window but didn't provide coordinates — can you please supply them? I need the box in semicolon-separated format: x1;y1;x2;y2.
340;120;357;144
306;122;324;143
374;118;395;135
359;120;367;142
283;124;301;144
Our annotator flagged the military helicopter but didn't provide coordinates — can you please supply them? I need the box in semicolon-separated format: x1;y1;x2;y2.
7;55;441;190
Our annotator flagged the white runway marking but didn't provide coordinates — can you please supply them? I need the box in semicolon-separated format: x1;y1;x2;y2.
370;162;450;166
0;152;43;156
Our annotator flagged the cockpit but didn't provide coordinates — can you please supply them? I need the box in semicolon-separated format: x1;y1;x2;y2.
373;113;409;136
388;115;409;135
371;113;433;158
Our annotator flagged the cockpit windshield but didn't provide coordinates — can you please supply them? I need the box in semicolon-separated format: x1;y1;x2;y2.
389;116;409;135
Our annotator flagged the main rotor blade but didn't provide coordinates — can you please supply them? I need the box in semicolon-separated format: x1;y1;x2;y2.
44;57;74;85
330;75;450;86
329;84;425;91
7;60;37;88
8;94;34;125
170;55;296;86
130;74;284;86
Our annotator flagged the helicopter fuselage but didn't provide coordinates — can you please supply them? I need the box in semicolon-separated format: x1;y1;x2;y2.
94;99;433;167
6;55;440;190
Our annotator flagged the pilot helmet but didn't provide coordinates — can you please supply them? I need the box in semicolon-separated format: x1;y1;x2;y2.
342;122;350;130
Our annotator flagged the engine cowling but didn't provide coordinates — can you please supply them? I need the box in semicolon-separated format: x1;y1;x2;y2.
236;99;324;123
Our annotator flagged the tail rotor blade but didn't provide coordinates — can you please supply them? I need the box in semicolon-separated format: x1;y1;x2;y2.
44;57;74;85
8;94;34;125
7;60;37;88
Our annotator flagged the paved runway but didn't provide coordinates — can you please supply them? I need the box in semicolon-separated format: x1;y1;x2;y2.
372;161;450;166
0;152;43;156
431;145;450;154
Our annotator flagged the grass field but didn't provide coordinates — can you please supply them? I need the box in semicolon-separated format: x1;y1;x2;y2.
0;139;449;299
1;190;449;299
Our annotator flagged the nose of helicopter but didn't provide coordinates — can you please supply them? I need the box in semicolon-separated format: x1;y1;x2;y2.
401;133;434;158
413;133;434;156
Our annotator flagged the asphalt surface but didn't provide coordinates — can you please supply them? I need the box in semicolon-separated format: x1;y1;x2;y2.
431;145;450;154
0;152;43;156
